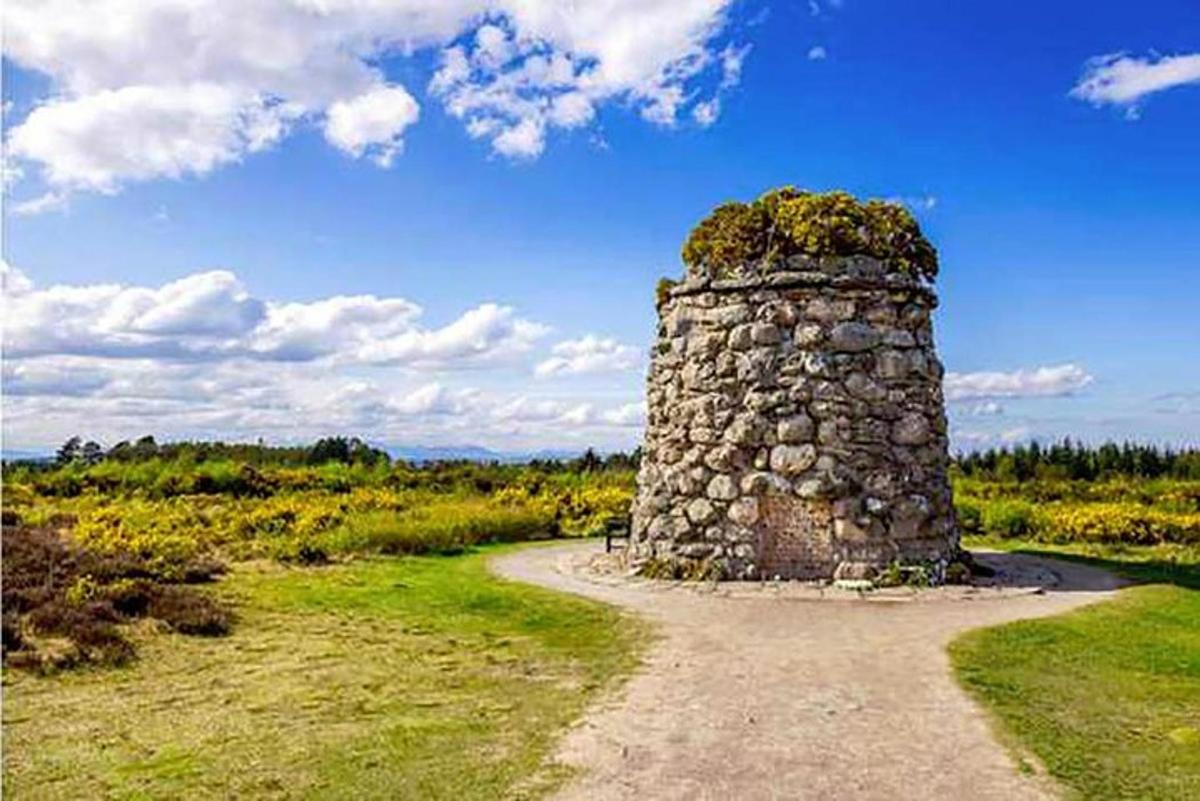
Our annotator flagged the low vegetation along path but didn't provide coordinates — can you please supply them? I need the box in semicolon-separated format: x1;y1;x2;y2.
492;542;1123;801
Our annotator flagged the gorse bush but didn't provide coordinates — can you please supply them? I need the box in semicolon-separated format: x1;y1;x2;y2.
4;457;639;581
980;500;1037;538
954;484;1200;547
679;187;938;282
1037;503;1200;546
318;499;557;557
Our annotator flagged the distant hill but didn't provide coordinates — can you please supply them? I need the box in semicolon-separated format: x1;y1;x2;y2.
2;449;53;464
386;445;581;464
2;444;597;466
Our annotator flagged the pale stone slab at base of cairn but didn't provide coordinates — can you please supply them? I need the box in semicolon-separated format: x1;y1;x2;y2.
581;547;1058;602
630;257;959;581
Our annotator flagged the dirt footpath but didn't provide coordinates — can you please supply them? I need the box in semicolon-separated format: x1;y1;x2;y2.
491;542;1123;801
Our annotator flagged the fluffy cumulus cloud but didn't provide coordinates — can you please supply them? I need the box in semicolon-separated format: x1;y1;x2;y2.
2;261;34;295
3;269;547;366
2;265;644;451
324;84;420;167
429;5;747;153
534;335;641;377
1071;51;1200;118
7;84;298;196
3;0;747;205
944;364;1094;401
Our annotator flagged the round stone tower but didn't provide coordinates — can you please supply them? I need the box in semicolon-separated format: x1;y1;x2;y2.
630;193;959;581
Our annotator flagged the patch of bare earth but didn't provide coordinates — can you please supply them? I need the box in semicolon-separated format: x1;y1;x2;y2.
491;541;1123;801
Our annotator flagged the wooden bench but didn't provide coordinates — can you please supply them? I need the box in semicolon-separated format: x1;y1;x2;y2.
604;516;631;553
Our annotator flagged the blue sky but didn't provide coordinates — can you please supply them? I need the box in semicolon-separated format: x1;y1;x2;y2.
3;0;1198;453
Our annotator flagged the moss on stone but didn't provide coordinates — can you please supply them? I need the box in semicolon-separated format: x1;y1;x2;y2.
655;277;679;307
679;187;938;283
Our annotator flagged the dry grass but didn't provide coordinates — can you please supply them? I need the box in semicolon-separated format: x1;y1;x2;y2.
2;544;647;800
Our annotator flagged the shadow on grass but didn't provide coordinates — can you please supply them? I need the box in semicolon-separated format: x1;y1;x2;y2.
998;547;1200;591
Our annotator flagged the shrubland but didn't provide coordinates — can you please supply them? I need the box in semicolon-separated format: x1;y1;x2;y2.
952;440;1200;548
2;440;635;669
5;436;1200;670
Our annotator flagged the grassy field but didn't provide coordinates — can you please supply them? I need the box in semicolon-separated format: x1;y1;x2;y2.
2;543;648;800
5;441;1200;797
952;538;1200;801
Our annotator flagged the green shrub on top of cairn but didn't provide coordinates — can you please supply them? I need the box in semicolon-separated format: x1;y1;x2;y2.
679;186;938;283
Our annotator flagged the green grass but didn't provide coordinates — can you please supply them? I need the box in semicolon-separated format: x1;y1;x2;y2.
951;538;1200;800
2;542;648;800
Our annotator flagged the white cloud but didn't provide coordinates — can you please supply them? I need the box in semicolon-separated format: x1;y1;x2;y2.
491;396;644;429
351;303;549;367
952;426;1032;451
687;43;750;128
944;364;1094;401
1071;51;1200;117
3;267;546;367
7;84;297;194
1;358;644;452
884;193;937;211
121;271;266;337
692;99;721;127
3;155;25;189
2;359;113;397
534;335;641;377
324;83;420;167
807;46;827;61
2;262;35;296
473;24;516;70
4;270;257;360
493;396;571;423
11;191;69;216
965;401;1004;416
719;44;751;90
247;294;423;362
428;1;748;153
2;269;643;450
492;117;548;160
600;402;647;427
548;92;595;128
4;0;748;205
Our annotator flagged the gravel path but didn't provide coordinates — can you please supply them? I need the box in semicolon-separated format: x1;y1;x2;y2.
491;542;1123;801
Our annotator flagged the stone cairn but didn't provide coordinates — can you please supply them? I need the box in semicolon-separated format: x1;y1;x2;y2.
630;197;959;581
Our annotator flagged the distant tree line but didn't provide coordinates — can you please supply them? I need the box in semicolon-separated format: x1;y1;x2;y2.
41;437;640;473
49;435;389;468
530;447;642;474
36;436;1200;481
953;439;1200;482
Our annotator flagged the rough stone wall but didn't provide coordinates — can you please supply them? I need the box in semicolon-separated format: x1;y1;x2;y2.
631;255;958;580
